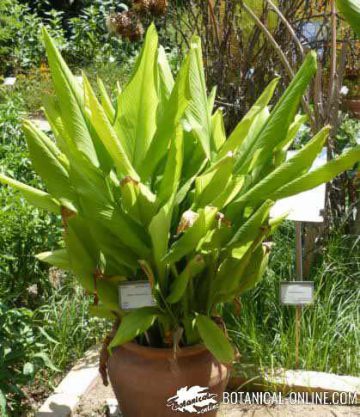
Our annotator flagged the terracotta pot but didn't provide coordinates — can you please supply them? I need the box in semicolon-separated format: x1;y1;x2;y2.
343;97;360;119
108;343;230;417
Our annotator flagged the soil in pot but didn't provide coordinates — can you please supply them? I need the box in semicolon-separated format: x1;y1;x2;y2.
107;342;230;417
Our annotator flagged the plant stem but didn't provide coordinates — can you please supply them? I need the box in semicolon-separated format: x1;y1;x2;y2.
241;0;315;130
266;0;305;58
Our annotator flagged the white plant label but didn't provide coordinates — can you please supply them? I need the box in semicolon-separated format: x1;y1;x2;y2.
271;149;326;223
118;281;156;310
280;281;314;305
3;77;17;86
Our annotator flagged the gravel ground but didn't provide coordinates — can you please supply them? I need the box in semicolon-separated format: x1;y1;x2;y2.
73;377;360;417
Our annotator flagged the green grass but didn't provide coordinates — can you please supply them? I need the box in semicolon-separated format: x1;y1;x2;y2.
226;222;360;376
37;277;110;373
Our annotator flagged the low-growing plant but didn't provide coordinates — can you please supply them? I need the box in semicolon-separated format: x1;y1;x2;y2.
336;113;360;151
1;24;360;364
37;278;111;371
0;0;138;73
0;303;58;417
67;1;132;65
0;94;61;306
0;0;67;71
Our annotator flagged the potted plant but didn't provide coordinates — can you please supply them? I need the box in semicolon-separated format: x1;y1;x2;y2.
1;24;360;417
343;74;360;119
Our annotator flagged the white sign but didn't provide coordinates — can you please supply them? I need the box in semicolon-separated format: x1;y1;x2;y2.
3;77;16;86
280;281;314;305
31;118;51;132
118;281;156;310
271;149;327;223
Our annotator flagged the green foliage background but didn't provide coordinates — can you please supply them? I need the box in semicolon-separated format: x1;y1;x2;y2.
0;93;109;416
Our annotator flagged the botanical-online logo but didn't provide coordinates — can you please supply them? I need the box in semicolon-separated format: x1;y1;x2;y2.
167;386;219;414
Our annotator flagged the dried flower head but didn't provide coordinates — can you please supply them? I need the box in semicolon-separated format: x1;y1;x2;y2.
132;0;168;16
106;11;144;42
133;0;151;14
149;0;168;16
177;209;199;234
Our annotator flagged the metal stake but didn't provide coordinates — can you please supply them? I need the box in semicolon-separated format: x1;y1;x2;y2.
295;221;303;369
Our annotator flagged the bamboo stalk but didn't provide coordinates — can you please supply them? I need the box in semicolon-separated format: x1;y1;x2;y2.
208;0;221;47
327;0;338;115
266;0;305;58
241;0;315;129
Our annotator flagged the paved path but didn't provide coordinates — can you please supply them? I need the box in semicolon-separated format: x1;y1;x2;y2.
73;376;360;417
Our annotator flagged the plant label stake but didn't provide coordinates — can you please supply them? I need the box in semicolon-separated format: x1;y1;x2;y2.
118;281;156;310
274;150;326;369
280;280;314;306
280;224;315;368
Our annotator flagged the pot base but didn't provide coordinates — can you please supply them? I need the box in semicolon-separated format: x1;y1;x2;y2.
108;343;230;417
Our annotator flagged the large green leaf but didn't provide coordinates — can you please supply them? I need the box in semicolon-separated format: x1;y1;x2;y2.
0;173;60;213
120;177;158;226
148;202;172;287
226;200;273;250
218;77;279;159
237;245;269;295
272;146;360;199
109;307;160;350
337;0;360;37
42;95;74;155
235;126;330;206
157;126;184;206
235;52;317;174
36;249;71;270
114;23;159;168
140;51;190;180
97;77;116;123
42;27;99;167
185;37;212;159
83;76;139;180
194;153;234;208
23;120;76;204
167;255;205;304
89;223;138;274
94;205;151;259
156;45;175;115
272;114;308;168
65;216;99;292
195;315;234;364
211;176;245;209
211;108;226;152
89;305;119;320
97;280;122;312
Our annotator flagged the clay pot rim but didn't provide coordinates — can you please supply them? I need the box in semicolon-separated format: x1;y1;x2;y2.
115;342;207;359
